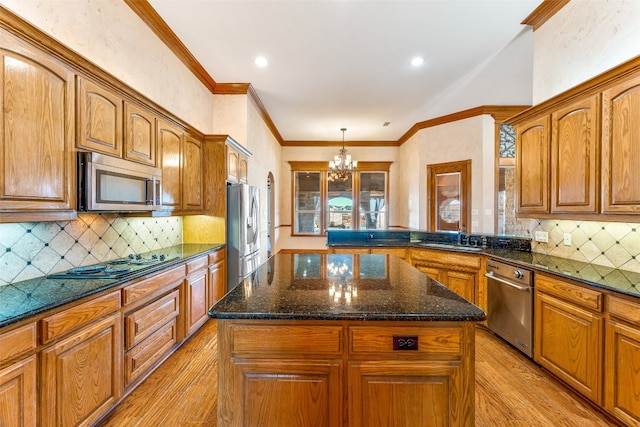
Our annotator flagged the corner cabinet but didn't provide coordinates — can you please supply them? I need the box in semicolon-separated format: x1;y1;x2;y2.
0;28;76;223
182;134;204;213
225;137;251;184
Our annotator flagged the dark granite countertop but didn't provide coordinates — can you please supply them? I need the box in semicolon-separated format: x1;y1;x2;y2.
325;230;640;298
0;243;225;328
208;253;486;322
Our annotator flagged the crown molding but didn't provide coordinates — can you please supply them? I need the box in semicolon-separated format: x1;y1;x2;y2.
124;0;216;92
521;0;570;31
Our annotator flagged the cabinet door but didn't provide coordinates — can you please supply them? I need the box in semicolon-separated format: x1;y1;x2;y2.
0;31;76;220
348;361;463;427
602;72;640;214
605;319;640;426
157;119;182;211
209;258;226;305
223;359;343;427
77;77;122;157
0;355;37;427
238;154;248;184
124;102;156;166
414;264;444;284
185;268;208;336
182;134;204;212
226;146;239;183
516;115;550;215
534;292;602;403
444;270;475;302
551;95;600;213
41;312;123;427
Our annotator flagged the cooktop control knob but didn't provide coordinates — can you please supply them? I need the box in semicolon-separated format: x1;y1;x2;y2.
135;254;142;260
514;270;524;279
128;254;134;259
159;254;166;261
152;254;158;260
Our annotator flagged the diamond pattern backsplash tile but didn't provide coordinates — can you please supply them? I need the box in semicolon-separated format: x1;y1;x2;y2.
0;214;183;286
530;220;640;274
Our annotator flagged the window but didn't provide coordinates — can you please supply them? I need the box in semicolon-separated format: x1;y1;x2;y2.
290;162;390;236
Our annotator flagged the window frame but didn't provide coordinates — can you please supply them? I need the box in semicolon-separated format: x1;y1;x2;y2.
289;161;391;236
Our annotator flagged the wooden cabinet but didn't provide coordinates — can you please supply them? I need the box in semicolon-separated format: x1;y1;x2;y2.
602;71;640;214
182;134;204;212
157;119;183;212
0;322;37;427
225;139;250;184
124;101;156;166
209;247;227;305
534;274;604;404
185;256;209;337
604;295;640;426
0;29;76;223
41;311;122;427
0;355;37;427
515;115;550;215
217;319;475;427
550;95;600;213
77;77;122;157
409;248;480;303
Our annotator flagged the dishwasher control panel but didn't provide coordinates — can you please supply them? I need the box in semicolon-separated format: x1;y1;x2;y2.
486;260;532;286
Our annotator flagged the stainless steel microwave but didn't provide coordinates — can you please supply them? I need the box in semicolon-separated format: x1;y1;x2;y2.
78;152;162;212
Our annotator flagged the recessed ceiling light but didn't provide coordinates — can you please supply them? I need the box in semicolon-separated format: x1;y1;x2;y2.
255;56;268;67
411;56;424;67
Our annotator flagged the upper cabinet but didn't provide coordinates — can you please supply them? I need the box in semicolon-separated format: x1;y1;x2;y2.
0;29;76;223
182;134;204;212
157;119;183;212
225;138;250;184
550;95;600;214
601;71;640;215
510;58;640;221
78;77;123;157
515;115;550;215
124;101;156;166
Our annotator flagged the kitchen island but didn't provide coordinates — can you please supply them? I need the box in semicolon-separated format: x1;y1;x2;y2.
209;253;486;427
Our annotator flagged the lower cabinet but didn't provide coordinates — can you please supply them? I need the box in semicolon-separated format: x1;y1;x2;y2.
534;274;604;405
208;248;227;305
0;355;37;427
604;295;640;425
409;248;479;303
185;256;209;336
40;312;123;427
217;320;475;427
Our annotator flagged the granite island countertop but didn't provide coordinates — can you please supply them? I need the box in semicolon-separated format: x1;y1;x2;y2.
208;253;486;322
0;243;225;328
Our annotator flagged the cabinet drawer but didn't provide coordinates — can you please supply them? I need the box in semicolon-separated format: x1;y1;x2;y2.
536;274;603;311
125;318;177;386
208;247;226;264
122;265;185;305
41;290;121;344
230;324;342;355
125;289;180;350
608;295;640;324
349;326;462;357
186;255;208;275
0;323;36;364
410;249;480;269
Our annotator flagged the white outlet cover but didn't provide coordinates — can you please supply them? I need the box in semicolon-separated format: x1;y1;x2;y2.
563;233;572;246
534;231;549;243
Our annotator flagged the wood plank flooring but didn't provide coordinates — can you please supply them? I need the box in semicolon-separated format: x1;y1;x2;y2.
98;321;619;426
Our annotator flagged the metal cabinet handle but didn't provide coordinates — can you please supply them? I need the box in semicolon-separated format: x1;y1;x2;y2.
484;272;531;291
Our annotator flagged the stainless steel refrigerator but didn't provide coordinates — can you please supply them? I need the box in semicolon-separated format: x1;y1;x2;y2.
227;183;260;289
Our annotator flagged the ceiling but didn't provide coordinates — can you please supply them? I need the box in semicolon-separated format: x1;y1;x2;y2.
147;0;541;142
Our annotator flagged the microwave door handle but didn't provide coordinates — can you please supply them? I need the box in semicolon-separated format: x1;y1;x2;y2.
145;179;154;205
155;179;162;207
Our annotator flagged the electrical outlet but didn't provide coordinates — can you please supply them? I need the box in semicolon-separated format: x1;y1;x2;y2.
564;233;572;246
534;231;549;243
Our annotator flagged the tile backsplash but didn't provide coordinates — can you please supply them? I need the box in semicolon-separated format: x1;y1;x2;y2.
530;220;640;274
0;214;182;286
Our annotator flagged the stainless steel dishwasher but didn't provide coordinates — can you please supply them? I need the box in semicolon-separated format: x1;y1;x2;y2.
485;259;534;357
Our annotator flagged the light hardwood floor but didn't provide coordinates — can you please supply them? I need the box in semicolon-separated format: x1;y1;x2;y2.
98;320;619;426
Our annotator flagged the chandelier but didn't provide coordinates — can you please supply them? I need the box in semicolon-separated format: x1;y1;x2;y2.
329;128;357;181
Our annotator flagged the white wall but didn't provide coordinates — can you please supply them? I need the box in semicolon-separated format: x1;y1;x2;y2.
397;115;496;233
0;0;215;133
532;0;640;103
